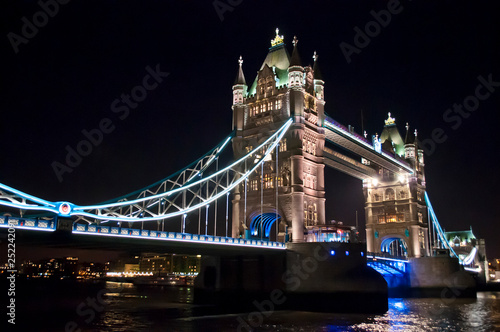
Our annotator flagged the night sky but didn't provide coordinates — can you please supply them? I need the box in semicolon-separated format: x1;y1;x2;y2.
1;1;499;260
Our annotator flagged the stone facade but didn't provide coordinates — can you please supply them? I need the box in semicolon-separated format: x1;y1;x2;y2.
231;31;325;242
364;117;429;258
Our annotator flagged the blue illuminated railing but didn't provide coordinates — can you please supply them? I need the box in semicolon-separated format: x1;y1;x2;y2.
0;215;285;249
0;216;56;231
366;253;409;276
72;223;286;249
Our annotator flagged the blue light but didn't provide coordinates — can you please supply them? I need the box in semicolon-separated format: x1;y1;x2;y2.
345;251;349;256
361;252;364;257
330;250;335;255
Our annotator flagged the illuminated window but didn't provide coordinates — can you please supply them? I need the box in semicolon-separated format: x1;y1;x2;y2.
279;138;287;152
419;230;426;250
303;203;317;226
378;215;385;223
383;213;404;223
264;173;273;189
268;102;273;111
386;215;397;223
276;176;282;187
275;99;282;110
418;212;423;222
250;179;258;191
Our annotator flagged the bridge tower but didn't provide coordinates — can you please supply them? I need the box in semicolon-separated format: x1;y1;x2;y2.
231;29;326;243
364;114;430;258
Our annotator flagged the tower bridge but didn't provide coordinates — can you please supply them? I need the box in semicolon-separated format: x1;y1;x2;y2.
0;29;484;310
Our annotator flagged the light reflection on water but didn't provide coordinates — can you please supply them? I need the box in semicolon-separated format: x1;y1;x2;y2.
89;286;500;332
350;294;500;332
12;279;500;331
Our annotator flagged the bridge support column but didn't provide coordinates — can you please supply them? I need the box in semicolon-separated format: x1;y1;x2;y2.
194;243;388;314
284;242;388;313
408;256;476;297
231;191;241;238
410;225;421;258
291;193;304;242
366;228;374;253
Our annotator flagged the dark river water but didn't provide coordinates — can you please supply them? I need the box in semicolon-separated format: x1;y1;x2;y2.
3;279;500;331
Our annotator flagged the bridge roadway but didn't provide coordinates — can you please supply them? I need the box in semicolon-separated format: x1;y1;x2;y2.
323;115;413;177
0;217;285;256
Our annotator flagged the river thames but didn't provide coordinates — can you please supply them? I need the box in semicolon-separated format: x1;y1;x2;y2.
6;279;500;331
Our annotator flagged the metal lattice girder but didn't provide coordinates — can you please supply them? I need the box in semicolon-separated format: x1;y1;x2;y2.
0;134;232;217
0;119;292;225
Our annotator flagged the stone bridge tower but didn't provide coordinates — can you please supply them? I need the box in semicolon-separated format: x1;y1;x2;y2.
231;29;326;243
364;114;430;258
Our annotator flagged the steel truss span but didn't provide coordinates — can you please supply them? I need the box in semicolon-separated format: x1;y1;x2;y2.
0;119;292;225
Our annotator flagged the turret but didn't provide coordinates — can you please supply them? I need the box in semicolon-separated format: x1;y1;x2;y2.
312;51;325;101
232;56;247;132
287;36;304;89
404;123;417;161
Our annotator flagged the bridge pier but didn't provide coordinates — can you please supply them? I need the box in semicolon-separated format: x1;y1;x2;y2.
194;242;388;314
407;256;476;298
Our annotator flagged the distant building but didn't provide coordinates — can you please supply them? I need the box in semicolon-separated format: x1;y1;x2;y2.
78;262;105;279
444;228;488;283
19;256;78;278
139;253;201;275
306;220;357;243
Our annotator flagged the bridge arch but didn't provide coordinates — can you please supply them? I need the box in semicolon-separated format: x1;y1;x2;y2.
381;235;408;258
247;208;286;242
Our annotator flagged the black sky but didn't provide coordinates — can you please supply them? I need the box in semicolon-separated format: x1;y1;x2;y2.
1;1;499;258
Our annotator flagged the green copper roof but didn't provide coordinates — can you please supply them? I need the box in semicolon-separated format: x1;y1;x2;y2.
380;113;405;157
444;228;476;242
248;43;291;96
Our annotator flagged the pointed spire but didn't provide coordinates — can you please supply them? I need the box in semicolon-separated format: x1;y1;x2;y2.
404;122;412;144
234;55;246;85
312;51;323;80
290;36;302;67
